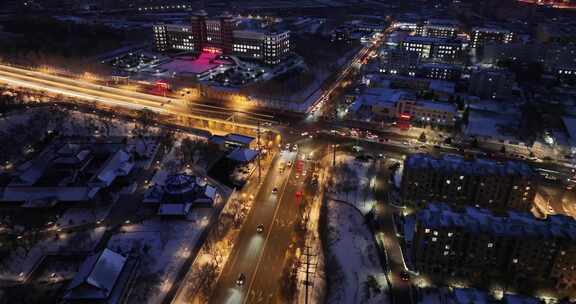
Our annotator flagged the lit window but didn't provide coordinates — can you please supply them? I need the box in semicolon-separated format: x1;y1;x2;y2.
488;243;494;248
425;228;430;233
448;232;453;237
513;258;518;263
432;237;437;242
446;180;451;185
433;231;438;236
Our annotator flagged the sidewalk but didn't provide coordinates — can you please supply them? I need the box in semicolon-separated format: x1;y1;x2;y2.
170;150;278;304
295;156;329;304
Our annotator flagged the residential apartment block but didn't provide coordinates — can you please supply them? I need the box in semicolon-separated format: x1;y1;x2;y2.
399;36;463;63
415;19;459;39
404;203;576;295
400;154;536;211
470;27;515;49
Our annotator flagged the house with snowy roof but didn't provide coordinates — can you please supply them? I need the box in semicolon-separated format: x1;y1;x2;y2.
143;174;219;216
0;139;135;208
209;133;256;150
226;147;259;163
63;248;139;303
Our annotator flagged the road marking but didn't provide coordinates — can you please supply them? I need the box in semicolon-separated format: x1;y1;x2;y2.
242;152;297;304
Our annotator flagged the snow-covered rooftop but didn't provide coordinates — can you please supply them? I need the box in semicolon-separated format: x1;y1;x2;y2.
404;153;534;176
416;100;456;113
227;147;259;162
408;202;576;239
64;248;127;300
94;150;134;187
562;116;576;146
158;203;192;216
465;110;519;141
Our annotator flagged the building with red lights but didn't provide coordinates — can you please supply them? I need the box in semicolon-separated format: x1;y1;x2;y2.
153;11;291;65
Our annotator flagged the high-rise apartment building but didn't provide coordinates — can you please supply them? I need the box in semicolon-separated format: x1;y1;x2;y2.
400;154;536;211
404;203;576;294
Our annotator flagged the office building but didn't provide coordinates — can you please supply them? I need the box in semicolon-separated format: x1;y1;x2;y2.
379;49;461;81
418;63;462;81
399;36;463;63
352;89;457;127
379;48;421;76
404;203;576;294
153;11;291;65
469;69;515;100
400;154;536;211
415;19;459;39
470;27;515;49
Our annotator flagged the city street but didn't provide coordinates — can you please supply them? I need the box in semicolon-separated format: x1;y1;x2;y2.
208;149;298;304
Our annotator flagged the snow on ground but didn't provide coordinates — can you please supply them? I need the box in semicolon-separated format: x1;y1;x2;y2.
329;154;378;214
325;200;388;304
107;211;211;304
55;206;112;229
0;111;33;130
0;227;106;282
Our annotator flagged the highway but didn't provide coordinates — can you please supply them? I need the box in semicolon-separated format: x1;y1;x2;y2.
0;63;279;131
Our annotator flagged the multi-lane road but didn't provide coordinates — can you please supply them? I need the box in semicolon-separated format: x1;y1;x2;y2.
0;63;280;130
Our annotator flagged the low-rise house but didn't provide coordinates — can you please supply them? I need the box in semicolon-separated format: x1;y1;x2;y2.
144;174;219;216
63;248;139;304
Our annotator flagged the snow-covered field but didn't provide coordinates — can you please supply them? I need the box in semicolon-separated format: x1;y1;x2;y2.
329;154;378;214
0;227;106;282
325;200;388;304
107;212;211;304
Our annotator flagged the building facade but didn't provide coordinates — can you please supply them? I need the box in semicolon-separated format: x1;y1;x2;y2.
404;203;576;295
469;68;515;100
153;11;291;65
379;49;461;81
399;36;463;63
415;19;459;39
470;27;515;49
400;154;536;211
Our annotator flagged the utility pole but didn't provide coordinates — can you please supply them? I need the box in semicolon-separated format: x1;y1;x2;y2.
257;121;262;181
299;245;317;304
332;144;337;167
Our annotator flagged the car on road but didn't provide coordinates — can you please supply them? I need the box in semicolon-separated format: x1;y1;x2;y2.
400;270;410;281
256;224;264;233
236;273;246;286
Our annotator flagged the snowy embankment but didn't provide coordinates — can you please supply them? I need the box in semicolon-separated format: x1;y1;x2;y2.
325;200;389;304
107;213;210;304
329;154;378;214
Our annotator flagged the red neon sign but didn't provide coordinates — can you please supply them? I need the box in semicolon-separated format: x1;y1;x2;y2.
202;47;222;54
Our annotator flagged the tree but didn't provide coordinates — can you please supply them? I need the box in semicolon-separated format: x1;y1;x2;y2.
419;132;427;143
133;109;157;157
